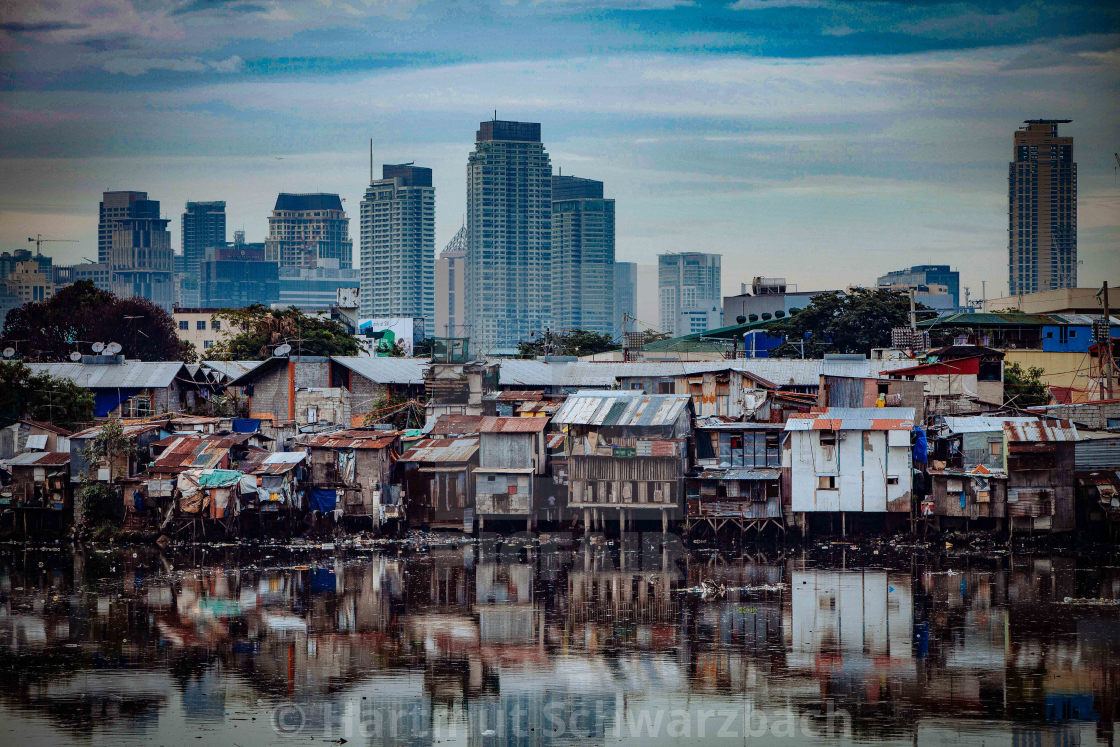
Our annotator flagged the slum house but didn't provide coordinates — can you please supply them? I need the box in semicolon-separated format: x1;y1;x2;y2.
481;390;547;417
0;420;72;460
138;434;255;524
1075;432;1120;536
553;391;692;534
923;416;1029;532
249;451;308;531
818;375;927;422
686;418;784;539
223;356;350;440
424;359;499;424
173;467;255;537
328;357;427;426
473;416;551;531
398;436;479;532
615;367;777;420
300;429;400;528
784;407;916;534
1004;418;1079;533
26;357;210;418
880;346;1005;416
0;451;71;535
68;421;168;485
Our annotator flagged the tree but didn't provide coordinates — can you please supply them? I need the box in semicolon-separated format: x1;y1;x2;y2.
83;418;135;485
412;338;433;358
0;361;94;431
1003;362;1049;407
206;305;360;360
768;289;928;357
517;329;618;358
1;281;193;362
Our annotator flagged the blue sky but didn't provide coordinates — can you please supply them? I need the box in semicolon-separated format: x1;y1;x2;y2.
1;0;1118;318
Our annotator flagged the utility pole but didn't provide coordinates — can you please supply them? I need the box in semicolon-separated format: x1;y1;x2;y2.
908;289;917;332
1102;281;1114;400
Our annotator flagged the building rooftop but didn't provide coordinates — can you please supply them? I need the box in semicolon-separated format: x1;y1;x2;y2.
273;193;344;212
553;391;691;427
785;407;915;432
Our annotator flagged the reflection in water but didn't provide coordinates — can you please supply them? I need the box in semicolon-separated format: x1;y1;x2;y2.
0;541;1117;745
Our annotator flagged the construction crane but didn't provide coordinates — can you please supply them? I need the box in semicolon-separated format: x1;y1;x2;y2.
27;234;77;256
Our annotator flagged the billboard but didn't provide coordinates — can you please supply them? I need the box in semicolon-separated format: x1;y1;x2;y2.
358;318;417;356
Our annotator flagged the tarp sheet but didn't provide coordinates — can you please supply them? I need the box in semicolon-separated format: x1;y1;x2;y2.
232;418;261;433
93;389;140;417
198;469;242;488
912;426;928;464
310;487;337;513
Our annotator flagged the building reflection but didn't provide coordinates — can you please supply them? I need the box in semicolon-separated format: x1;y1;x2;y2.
0;544;1117;745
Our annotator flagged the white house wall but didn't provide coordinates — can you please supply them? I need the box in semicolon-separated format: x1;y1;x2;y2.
789;429;912;513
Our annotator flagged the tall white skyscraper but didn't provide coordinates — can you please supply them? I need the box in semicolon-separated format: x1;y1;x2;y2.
359;164;435;330
466;120;552;352
658;252;722;336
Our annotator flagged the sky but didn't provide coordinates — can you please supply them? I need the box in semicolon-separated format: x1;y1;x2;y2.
1;0;1118;326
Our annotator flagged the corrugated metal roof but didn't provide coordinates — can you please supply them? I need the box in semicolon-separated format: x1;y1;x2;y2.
698;468;781;480
331;356;427;384
151;436;237;471
483;390;546;401
1004;419;1079;442
546;433;565;450
478;416;548;434
553;391;690;427
25;361;191;390
785;407;914;431
4;451;70;467
943;416;1038;434
496;358;916;389
71;422;165;439
399;437;479;463
428;415;485;435
517;401;559;415
200;360;266;381
252;451;307;474
304;430;397;449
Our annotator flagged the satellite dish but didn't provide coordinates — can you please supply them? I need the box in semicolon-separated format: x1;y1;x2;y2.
274;343;292;357
106;342;122;354
91;342;105;353
2;347;15;359
69;351;82;362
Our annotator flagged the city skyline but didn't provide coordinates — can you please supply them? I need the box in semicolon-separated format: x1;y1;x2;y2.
0;1;1117;305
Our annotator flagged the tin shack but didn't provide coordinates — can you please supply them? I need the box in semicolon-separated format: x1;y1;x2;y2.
473;416;550;532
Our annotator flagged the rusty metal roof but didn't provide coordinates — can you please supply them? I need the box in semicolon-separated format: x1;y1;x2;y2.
304;430;398;449
484;390;546;402
428;415;486;435
252;451;308;474
552;391;690;427
399;437;479;463
4;451;71;467
1004;419;1079;443
151;436;237;472
546;433;566;450
71;421;165;439
517;401;559;415
478;416;549;434
785;407;914;432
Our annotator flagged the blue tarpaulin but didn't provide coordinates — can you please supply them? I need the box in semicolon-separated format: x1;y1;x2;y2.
93;389;139;417
310;487;337;513
912;426;928;464
232;418;261;433
310;568;335;594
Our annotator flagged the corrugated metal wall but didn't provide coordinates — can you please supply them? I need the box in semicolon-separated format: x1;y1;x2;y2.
1076;438;1120;470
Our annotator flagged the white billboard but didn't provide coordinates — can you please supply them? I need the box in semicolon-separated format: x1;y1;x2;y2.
358;317;415;356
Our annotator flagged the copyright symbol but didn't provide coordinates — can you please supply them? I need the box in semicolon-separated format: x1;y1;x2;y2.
273;702;306;735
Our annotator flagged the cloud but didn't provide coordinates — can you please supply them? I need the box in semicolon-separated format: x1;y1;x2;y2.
100;53;245;75
728;0;826;9
0;21;90;32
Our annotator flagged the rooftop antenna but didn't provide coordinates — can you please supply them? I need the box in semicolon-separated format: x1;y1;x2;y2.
370;138;373;185
493;109;497;121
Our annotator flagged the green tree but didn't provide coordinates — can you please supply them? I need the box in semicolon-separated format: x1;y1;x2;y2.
83;418;135;485
768;289;928;357
1;280;194;362
1003;362;1049;407
206;305;360;360
518;329;618;358
0;361;94;431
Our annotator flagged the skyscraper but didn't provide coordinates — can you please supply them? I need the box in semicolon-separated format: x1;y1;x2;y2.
98;191;150;263
435;225;467;337
876;265;960;309
265;193;352;269
1009;119;1077;296
466;119;552;351
658;252;722;336
108;197;174;311
551;175;615;337
182;201;226;275
360;164;435;327
613;261;637;339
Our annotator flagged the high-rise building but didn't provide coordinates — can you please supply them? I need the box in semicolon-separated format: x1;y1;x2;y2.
434;225;467;338
551;175;615;337
466;119;553;351
277;264;360;310
359;164;435;326
876;265;960;309
658;252;722;336
1009;119;1077;296
98;191;150;264
108;197;175;311
265;193;352;269
200;244;279;309
181;201;226;274
613;261;637;339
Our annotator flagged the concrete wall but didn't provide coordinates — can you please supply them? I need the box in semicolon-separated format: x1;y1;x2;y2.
788;429;911;512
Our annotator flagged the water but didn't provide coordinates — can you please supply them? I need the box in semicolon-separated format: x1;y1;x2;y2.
1;538;1118;745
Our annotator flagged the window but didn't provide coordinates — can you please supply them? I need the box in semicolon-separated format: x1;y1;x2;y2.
818;476;836;490
989;441;1002;457
820;431;837;447
203;340;213;349
178;321;188;330
887;476;899;485
212;320;221;331
196;320;206;330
